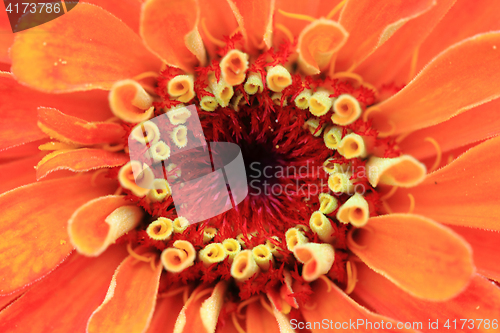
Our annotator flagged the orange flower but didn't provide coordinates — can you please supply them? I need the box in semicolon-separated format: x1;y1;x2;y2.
1;0;500;332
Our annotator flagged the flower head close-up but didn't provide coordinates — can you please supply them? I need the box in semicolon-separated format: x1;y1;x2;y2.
1;0;500;332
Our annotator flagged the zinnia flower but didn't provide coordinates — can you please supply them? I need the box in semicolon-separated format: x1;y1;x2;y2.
1;0;500;332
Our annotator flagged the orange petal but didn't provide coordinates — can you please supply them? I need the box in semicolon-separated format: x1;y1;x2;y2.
11;3;160;93
0;287;26;312
146;289;185;333
348;214;474;301
399;98;500;160
36;148;130;180
226;0;275;53
356;0;456;86
68;195;141;256
140;0;206;72
0;174;116;295
0;154;42;194
301;277;415;332
87;254;163;333
297;19;348;75
448;225;500;283
0;246;128;333
369;32;500;137
82;0;141;33
387;136;500;231
174;281;228;333
353;262;500;333
273;0;343;45
0;139;48;162
336;0;435;71
0;3;14;64
198;0;239;57
38;107;125;145
416;0;500;77
246;299;281;333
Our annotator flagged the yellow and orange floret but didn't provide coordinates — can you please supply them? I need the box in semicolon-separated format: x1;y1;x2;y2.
1;0;500;332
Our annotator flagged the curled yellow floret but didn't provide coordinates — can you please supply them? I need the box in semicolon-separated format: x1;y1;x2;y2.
332;94;362;125
231;250;260;282
309;211;335;243
118;161;155;197
328;172;354;194
199;243;227;266
285;227;308;251
171;125;188;148
146;217;174;241
304;118;324;137
365;155;427;188
173;216;190;233
252;244;273;271
146;141;171;163
147;179;171;202
266;65;292;92
309;89;333;116
222;238;241;261
208;73;234;107
220;49;249;86
130;121;161;146
203;227;218;243
338;133;367;159
109;79;154;123
336;193;370;227
244;72;264;95
167;75;195;103
318;193;338;214
323;126;342;150
293;243;335;282
166;106;192;125
294;89;312;109
161;240;196;273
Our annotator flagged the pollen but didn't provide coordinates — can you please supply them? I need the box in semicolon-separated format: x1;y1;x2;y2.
309;88;333;116
266;65;292;92
146;217;174;241
167;75;195;103
220;49;249;86
336;193;370;227
109;79;154;123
